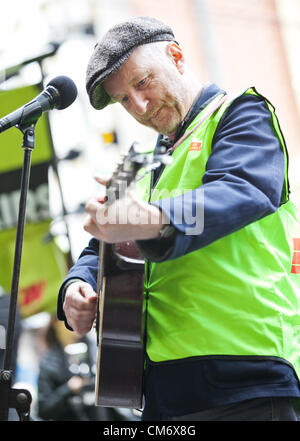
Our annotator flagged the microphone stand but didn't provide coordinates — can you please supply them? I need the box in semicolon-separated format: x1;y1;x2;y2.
0;119;38;421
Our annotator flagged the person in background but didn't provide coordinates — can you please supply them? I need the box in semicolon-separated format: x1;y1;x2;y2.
57;16;300;421
37;316;122;421
0;285;21;380
0;285;22;421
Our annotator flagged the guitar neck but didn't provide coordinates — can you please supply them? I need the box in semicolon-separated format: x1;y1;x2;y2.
94;142;169;408
96;240;106;345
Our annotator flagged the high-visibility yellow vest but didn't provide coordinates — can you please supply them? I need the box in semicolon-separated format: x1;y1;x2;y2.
138;88;300;378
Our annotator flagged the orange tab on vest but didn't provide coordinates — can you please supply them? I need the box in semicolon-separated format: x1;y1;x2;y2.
292;252;300;265
188;141;202;152
293;238;300;250
291;238;300;273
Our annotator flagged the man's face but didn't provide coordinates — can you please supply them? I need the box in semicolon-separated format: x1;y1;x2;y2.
102;43;188;137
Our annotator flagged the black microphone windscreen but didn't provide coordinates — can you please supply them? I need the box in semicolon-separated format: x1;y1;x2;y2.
47;75;78;110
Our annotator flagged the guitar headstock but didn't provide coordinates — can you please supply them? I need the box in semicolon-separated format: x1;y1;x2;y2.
105;142;171;203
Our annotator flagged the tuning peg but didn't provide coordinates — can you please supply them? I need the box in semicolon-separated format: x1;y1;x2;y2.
156;146;168;154
159;136;173;149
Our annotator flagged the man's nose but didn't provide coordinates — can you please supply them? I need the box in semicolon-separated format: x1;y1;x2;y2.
130;92;148;115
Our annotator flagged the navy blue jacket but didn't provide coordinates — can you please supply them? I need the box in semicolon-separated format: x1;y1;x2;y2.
57;85;300;419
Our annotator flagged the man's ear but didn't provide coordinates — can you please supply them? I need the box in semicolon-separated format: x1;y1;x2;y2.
167;42;185;74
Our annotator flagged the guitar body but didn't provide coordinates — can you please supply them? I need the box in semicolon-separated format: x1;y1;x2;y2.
95;240;145;408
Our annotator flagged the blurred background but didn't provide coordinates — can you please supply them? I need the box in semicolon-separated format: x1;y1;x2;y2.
0;0;300;421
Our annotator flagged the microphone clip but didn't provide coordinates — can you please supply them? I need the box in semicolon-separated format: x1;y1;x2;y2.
16;101;42;135
16;111;39;151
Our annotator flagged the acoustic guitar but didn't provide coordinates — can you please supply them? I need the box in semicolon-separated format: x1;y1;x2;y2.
95;142;169;408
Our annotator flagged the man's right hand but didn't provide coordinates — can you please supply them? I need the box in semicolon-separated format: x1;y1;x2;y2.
63;281;97;335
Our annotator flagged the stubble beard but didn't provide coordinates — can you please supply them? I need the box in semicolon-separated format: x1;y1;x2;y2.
144;105;182;136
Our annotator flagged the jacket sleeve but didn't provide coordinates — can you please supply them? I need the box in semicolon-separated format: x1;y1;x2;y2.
57;238;99;327
137;93;285;261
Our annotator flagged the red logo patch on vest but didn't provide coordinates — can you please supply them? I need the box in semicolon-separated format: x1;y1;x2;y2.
188;141;202;152
291;238;300;274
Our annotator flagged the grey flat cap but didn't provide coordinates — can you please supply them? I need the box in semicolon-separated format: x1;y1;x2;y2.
86;16;175;110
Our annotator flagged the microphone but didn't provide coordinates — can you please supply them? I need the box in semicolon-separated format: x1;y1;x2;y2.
0;75;78;133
